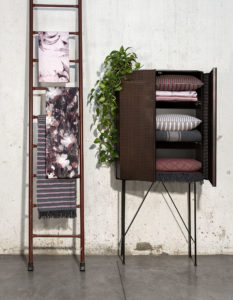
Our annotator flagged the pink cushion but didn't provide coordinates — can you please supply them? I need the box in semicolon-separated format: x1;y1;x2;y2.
156;75;203;91
156;158;202;172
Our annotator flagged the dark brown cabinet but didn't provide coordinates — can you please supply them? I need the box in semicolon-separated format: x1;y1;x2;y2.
116;69;217;186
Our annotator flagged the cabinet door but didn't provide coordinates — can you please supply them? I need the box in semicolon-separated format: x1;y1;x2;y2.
208;68;217;186
117;70;156;181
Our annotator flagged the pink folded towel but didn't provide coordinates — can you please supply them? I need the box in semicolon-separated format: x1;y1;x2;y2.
156;91;197;97
156;96;198;102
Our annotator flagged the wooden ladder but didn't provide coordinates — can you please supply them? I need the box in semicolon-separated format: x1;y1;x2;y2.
28;0;85;271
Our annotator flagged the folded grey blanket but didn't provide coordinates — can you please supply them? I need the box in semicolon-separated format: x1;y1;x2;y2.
156;130;201;142
156;171;204;182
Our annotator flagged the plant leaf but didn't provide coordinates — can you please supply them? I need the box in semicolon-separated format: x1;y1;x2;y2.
89;45;141;165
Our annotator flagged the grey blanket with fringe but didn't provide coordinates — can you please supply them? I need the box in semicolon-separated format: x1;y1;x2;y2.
36;115;76;218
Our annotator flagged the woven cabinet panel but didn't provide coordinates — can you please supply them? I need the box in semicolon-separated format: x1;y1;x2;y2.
203;73;209;179
117;70;156;181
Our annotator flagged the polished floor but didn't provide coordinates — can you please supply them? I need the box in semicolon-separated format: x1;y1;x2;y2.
0;255;233;300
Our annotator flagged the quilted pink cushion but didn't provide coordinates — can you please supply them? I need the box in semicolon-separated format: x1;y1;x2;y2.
156;158;202;172
156;75;204;91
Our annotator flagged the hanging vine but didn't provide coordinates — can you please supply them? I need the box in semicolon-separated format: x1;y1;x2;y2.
90;46;141;165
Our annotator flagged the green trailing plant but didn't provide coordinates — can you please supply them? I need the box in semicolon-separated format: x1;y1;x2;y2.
90;46;141;165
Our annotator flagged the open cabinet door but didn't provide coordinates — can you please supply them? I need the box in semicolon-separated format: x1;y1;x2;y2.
116;70;156;181
208;68;217;186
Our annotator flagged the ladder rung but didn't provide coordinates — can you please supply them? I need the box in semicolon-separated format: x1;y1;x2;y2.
33;4;79;8
33;144;37;148
33;204;80;208
33;234;80;238
70;59;79;63
33;31;79;35
33;58;79;63
33;115;38;119
33;173;80;178
33;87;48;91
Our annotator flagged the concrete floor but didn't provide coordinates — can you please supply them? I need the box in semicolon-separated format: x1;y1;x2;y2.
0;255;233;300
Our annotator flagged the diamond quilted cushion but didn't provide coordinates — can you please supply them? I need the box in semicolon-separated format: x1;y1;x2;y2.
156;158;202;172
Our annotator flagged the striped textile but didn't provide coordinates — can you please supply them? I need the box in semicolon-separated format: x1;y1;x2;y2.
37;115;77;218
156;130;202;142
156;114;202;131
156;75;203;91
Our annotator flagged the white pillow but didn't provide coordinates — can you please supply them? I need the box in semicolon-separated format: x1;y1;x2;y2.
156;114;202;131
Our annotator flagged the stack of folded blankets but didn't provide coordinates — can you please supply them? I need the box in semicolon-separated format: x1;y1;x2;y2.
155;74;204;173
156;91;198;102
36;31;79;219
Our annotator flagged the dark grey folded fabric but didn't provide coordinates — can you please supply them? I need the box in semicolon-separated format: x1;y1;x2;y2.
156;130;201;142
156;171;204;182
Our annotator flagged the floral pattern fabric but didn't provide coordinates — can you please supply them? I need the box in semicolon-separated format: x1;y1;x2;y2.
38;31;70;83
46;87;79;179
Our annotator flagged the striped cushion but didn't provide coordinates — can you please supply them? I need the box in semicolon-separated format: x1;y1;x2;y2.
156;75;203;91
156;158;202;172
156;114;201;131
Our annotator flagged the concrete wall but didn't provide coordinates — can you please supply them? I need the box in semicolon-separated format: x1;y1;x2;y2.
0;0;233;255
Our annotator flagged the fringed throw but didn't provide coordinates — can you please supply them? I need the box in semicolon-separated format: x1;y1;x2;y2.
37;115;77;218
46;87;79;179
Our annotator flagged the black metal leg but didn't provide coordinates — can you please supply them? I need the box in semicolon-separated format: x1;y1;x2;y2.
194;182;197;266
188;183;191;258
121;180;126;264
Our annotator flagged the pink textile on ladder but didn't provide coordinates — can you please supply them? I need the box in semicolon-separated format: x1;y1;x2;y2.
38;31;70;83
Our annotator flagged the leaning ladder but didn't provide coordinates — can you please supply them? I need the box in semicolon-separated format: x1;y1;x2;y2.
28;0;85;271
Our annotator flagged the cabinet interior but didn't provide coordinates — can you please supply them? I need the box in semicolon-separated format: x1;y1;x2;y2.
155;70;204;172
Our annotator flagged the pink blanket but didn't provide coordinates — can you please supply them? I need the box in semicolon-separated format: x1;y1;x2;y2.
38;32;70;83
156;96;198;102
156;91;197;97
156;90;198;101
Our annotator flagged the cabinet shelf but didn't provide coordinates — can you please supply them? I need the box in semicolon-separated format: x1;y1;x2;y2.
156;101;201;109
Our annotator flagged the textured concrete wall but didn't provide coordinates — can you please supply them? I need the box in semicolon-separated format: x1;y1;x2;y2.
0;0;233;255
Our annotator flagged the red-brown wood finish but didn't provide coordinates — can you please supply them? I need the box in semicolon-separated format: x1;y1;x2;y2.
78;0;85;266
28;0;85;270
33;4;79;8
28;0;34;266
33;31;79;35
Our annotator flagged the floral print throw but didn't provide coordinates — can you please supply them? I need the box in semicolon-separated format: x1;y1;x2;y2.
46;87;79;179
38;32;70;82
